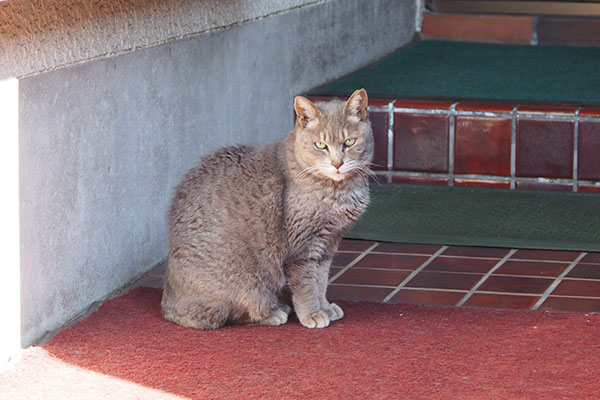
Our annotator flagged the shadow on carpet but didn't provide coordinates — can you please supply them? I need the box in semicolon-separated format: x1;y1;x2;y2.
344;184;600;252
2;287;599;399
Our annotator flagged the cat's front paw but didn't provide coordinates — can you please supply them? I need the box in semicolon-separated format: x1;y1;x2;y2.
299;310;330;329
324;303;344;321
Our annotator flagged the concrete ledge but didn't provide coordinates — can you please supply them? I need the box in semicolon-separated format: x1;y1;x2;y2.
1;0;324;79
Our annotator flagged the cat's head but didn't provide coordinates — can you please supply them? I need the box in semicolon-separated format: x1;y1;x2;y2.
292;89;374;182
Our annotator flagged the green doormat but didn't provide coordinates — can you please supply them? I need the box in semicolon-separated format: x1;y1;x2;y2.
313;40;600;104
345;184;600;252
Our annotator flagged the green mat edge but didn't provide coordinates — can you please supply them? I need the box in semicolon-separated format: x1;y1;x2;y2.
343;183;600;252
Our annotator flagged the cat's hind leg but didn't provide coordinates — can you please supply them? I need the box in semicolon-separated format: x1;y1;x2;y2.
161;282;230;330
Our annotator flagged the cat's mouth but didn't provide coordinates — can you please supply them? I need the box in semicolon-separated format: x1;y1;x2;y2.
326;166;350;181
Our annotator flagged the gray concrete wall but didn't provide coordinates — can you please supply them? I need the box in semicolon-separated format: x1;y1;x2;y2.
8;0;416;350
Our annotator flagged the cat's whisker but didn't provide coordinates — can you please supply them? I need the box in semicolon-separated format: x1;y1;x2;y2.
295;165;321;181
348;162;380;185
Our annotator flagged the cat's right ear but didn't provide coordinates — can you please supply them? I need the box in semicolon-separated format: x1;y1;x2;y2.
294;96;321;129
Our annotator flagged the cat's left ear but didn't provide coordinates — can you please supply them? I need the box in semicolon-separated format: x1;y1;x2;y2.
344;88;369;122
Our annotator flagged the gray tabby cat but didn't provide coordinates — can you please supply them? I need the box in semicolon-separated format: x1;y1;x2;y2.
161;89;373;329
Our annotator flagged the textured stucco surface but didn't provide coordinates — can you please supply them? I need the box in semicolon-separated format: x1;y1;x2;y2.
0;0;323;79
14;0;416;347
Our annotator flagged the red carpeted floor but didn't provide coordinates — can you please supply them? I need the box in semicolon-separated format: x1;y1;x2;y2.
2;287;600;399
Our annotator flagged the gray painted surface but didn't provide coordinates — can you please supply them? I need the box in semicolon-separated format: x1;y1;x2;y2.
16;0;415;347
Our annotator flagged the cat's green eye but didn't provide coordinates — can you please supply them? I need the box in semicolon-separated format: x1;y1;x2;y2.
344;138;357;148
314;141;328;150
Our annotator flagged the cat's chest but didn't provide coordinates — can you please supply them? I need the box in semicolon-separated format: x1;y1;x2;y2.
286;181;369;230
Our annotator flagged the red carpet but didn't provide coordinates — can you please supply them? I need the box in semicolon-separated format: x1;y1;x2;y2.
2;287;599;399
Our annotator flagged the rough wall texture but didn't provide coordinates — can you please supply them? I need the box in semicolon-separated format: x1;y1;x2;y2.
0;0;322;79
13;0;416;347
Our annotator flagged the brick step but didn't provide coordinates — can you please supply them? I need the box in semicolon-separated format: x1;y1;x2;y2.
421;12;600;47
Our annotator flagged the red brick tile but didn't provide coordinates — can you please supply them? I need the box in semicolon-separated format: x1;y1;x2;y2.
517;104;578;115
578;121;600;181
579;106;600;118
425;257;498;274
422;13;532;44
391;176;449;186
393;99;455;110
370;111;389;170
516;119;574;179
494;260;569;278
337;239;376;252
581;253;600;264
538;16;600;47
516;181;573;192
368;98;394;108
388;289;465;306
567;264;600;280
333;268;410;286
463;293;540;310
405;271;483;291
332;253;360;267
454;178;511;189
511;249;581;262
329;267;343;278
578;184;600;193
455;116;512;176
442;246;510;258
477;275;553;294
552;280;600;298
455;101;516;113
354;253;429;270
538;296;600;313
394;113;449;173
373;242;442;255
327;284;393;302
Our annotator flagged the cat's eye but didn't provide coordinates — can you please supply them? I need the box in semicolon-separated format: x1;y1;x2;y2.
314;141;328;150
344;138;357;148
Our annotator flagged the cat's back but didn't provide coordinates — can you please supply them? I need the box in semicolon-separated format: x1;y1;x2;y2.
168;143;285;243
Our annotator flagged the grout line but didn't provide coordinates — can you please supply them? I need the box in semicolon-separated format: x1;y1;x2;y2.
509;257;579;264
573;108;580;192
542;293;600;300
383;170;599;187
392;107;599;122
448;103;458;186
387;100;395;182
531;16;539;45
456;249;518;307
393;287;467;293
329;283;396;289
382;245;449;303
370;251;501;260
475;290;544;297
328;242;380;284
511;106;518;189
530;252;588;310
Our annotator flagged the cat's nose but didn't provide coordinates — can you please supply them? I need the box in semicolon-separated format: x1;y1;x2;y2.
331;161;343;170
